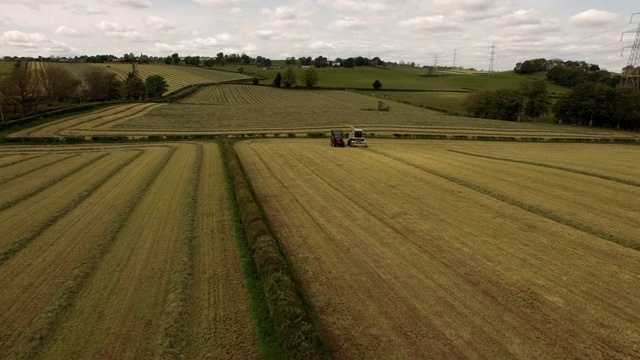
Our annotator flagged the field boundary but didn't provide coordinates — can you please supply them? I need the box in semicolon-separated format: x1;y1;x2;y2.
369;148;640;252
221;140;326;360
448;150;640;188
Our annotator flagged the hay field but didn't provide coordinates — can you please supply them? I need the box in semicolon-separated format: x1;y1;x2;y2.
235;139;640;359
0;142;260;359
9;84;640;141
33;62;251;94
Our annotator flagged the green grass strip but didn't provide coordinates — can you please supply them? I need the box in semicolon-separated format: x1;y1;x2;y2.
448;149;640;188
370;148;640;252
6;146;176;360
219;140;284;360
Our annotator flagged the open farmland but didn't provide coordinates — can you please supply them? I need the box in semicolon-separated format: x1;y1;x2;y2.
8;84;640;141
236;139;640;359
30;61;251;94
0;143;261;359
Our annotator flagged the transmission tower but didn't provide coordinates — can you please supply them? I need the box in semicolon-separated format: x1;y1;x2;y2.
434;54;439;68
453;49;458;68
621;13;640;89
488;45;496;76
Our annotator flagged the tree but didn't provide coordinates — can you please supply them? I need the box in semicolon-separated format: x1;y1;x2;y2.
171;53;180;65
204;58;215;67
313;56;328;68
273;72;282;87
372;80;382;90
519;78;550;120
41;66;82;104
164;56;172;65
1;63;43;115
216;52;225;66
281;65;297;88
83;68;122;101
145;74;168;99
301;66;319;88
122;64;146;100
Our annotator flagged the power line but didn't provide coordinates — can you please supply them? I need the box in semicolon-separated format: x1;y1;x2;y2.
621;12;640;89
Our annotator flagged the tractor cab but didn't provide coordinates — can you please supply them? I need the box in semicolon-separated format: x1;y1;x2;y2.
348;128;367;147
330;129;345;147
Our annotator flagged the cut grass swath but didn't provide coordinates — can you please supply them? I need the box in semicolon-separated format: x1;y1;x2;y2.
154;143;202;359
369;148;640;252
5;146;175;360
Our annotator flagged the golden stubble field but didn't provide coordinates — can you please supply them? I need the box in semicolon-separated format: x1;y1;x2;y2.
0;142;260;359
236;139;640;359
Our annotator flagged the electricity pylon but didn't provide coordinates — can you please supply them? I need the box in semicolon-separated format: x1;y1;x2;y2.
621;13;640;89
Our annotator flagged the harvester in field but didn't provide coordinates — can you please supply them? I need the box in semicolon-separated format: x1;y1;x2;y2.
347;126;367;148
330;129;345;147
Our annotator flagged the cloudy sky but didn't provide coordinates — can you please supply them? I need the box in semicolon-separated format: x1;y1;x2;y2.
0;0;638;71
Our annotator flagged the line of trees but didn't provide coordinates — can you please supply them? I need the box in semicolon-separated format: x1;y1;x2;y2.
514;58;601;74
464;79;551;121
0;62;168;118
272;65;319;89
554;83;640;129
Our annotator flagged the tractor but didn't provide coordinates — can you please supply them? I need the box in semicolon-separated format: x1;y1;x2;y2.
330;129;345;147
347;126;367;148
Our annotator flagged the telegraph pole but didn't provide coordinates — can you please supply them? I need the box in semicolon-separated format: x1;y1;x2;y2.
453;49;458;68
0;91;4;124
488;44;496;76
621;13;640;89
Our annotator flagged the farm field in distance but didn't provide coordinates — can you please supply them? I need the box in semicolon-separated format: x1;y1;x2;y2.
8;84;640;141
28;62;251;94
0;142;261;359
236;139;640;359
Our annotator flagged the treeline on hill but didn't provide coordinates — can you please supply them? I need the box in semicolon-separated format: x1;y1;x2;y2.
0;61;167;118
464;79;550;122
464;58;640;130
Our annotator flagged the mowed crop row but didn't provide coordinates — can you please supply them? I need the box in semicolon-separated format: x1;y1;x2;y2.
8;103;161;138
33;62;251;94
0;143;260;359
235;139;640;359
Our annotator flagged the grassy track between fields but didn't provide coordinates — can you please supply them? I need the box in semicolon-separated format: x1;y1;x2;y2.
222;140;325;359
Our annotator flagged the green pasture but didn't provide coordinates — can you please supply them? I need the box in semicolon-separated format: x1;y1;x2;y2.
0;60;16;77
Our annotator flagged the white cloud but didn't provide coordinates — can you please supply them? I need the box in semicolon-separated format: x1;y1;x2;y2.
145;16;179;32
0;30;72;53
95;21;129;32
181;33;234;49
106;0;152;9
54;26;80;37
570;9;620;27
398;15;462;33
193;0;246;13
62;4;108;15
318;0;393;14
13;0;62;11
0;30;48;47
330;16;367;30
